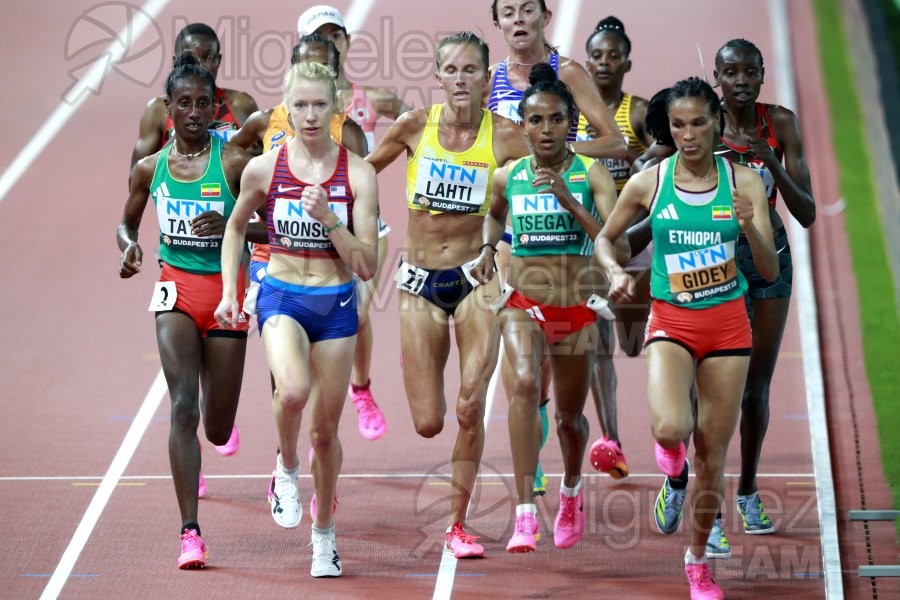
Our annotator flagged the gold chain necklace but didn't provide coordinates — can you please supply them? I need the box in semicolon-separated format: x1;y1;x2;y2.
172;136;211;159
532;149;573;174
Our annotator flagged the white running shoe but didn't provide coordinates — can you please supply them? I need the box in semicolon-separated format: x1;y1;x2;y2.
310;528;342;577
267;459;301;528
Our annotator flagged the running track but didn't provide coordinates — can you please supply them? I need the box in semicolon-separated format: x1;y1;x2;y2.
0;0;895;598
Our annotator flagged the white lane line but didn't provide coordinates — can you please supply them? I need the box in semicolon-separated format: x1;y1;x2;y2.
0;0;170;205
40;370;167;600
769;0;843;596
548;0;582;56
343;0;377;31
0;472;817;482
432;344;504;600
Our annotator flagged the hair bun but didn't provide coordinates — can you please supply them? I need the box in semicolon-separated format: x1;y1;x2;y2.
174;54;201;68
595;16;625;33
528;62;557;86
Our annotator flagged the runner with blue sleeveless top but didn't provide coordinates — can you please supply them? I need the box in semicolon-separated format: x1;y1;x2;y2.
593;77;778;600
119;57;256;569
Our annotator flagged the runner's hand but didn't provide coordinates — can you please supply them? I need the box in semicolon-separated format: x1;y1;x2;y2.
119;242;142;278
533;167;572;206
214;296;240;329
192;211;226;237
607;269;635;304
301;184;332;222
470;250;496;285
732;188;755;230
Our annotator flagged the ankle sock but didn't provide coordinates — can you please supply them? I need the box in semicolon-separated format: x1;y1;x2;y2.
560;477;582;498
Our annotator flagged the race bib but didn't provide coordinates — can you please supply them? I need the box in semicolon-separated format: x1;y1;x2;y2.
155;198;225;250
510;192;582;247
494;100;522;124
750;166;777;199
395;260;429;295
664;241;738;304
271;199;348;251
148;281;177;311
413;158;490;214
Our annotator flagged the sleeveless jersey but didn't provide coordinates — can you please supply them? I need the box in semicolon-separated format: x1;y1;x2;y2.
715;103;782;208
345;83;378;150
576;93;648;191
406;104;496;216
265;145;354;260
253;108;350;264
163;88;241;144
649;154;747;308
487;53;579;142
506;154;597;257
263;104;347;151
150;136;235;274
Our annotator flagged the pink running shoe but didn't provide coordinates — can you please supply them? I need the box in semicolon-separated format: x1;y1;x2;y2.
310;493;339;519
350;384;387;440
177;529;208;569
506;513;540;553
589;437;630;479
213;425;240;457
553;489;585;549
655;441;687;478
445;522;484;558
198;470;207;499
685;562;724;600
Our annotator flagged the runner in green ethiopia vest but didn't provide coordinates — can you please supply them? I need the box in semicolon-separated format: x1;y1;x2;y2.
150;136;237;274
506;154;599;257
649;153;747;308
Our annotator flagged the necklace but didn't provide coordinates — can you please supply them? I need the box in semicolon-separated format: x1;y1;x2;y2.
507;50;548;67
172;136;211;159
681;158;716;183
532;149;573;174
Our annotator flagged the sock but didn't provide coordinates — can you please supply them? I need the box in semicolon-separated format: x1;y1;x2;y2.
182;522;201;537
350;379;371;394
684;549;707;565
277;453;300;475
312;523;335;535
560;477;582;498
670;462;689;490
538;401;550;449
516;503;537;517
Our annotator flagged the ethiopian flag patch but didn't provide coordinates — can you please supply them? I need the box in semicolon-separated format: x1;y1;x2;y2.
712;205;732;220
568;172;586;183
201;183;221;197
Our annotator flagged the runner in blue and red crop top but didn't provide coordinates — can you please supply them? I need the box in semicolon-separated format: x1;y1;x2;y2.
713;38;815;535
131;23;258;168
216;61;378;578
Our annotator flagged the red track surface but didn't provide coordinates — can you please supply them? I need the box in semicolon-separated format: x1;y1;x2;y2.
0;1;894;598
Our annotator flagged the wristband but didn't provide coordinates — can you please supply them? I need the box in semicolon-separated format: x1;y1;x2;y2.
324;220;344;234
479;243;497;255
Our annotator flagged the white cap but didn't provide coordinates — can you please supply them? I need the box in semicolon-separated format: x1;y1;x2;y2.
297;5;345;35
